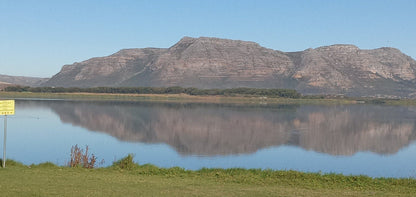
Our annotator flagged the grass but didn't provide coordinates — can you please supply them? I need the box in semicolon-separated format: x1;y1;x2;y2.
0;159;415;196
3;91;416;105
0;91;359;105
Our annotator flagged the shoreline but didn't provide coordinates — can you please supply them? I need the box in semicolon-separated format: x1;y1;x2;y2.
1;91;416;105
1;159;415;196
0;91;372;105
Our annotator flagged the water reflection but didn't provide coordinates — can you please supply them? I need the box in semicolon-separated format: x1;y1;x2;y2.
18;100;416;156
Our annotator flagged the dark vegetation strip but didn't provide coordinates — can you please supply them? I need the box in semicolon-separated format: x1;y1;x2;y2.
5;86;416;105
4;86;302;98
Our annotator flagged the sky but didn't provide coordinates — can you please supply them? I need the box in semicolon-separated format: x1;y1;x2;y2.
1;0;415;78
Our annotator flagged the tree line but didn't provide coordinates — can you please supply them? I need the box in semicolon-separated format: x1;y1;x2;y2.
3;86;301;98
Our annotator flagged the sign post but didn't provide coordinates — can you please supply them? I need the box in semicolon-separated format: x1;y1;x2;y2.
0;100;15;168
3;115;6;168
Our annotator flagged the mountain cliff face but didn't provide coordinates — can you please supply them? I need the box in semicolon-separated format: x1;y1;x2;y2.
42;37;416;98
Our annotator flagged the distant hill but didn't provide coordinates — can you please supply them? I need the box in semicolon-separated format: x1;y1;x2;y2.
42;37;416;98
0;74;48;89
0;81;13;90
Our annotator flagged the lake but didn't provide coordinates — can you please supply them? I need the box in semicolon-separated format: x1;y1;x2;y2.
1;99;416;178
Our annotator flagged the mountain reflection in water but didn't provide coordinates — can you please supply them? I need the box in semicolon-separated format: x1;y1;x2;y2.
18;100;416;156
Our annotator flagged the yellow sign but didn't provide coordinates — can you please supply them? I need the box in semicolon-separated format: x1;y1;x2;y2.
0;100;15;115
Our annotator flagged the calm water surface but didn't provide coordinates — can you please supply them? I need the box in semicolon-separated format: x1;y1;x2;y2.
1;100;416;178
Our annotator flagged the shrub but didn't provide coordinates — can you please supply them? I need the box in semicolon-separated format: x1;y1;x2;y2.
112;154;137;170
0;159;26;168
68;145;97;169
31;162;59;169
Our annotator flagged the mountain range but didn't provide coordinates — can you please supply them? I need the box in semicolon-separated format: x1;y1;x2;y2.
5;37;416;98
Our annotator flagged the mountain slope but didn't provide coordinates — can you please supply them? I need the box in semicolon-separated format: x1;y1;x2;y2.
42;48;166;87
42;37;416;98
0;74;48;87
292;45;416;97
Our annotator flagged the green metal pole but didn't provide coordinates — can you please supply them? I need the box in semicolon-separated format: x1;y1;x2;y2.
3;115;6;168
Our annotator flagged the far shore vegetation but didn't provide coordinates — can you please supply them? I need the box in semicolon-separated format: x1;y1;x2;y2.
1;85;416;105
1;152;415;197
4;86;302;98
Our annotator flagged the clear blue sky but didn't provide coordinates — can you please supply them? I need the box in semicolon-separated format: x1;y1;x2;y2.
1;0;415;77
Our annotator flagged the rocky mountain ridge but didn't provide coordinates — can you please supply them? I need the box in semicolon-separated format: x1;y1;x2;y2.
42;37;416;98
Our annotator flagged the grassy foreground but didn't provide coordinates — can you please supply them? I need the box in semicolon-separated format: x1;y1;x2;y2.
0;160;415;197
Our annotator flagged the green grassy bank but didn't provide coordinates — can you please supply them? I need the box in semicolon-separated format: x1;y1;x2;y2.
0;91;359;105
0;159;415;196
2;91;416;105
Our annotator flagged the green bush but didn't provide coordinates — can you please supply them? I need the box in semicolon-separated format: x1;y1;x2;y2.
0;159;26;168
112;154;138;170
31;162;60;169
